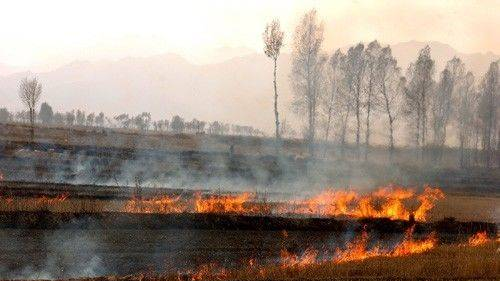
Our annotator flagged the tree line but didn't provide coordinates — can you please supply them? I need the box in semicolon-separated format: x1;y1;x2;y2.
0;101;264;137
264;10;499;168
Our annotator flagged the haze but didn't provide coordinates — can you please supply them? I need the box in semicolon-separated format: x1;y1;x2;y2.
1;0;499;71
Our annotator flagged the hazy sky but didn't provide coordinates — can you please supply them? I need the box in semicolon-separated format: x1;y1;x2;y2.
1;0;499;70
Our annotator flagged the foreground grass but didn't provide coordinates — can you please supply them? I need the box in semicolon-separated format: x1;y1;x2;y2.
229;242;499;281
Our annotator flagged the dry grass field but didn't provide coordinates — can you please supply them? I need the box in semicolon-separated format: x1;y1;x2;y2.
429;194;499;223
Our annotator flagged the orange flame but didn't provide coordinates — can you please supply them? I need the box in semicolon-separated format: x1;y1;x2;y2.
467;231;489;247
120;185;443;221
413;186;445;221
124;195;186;213
182;263;228;281
333;229;383;263
35;192;69;205
281;185;443;221
279;227;437;268
280;247;318;268
195;192;264;214
390;227;437;256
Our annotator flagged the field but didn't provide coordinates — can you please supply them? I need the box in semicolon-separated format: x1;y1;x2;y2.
0;123;498;280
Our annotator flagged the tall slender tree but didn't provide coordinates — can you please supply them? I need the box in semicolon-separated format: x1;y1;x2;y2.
345;43;366;160
376;46;403;159
363;40;381;160
323;49;347;144
456;72;476;168
478;61;499;168
263;19;285;141
432;57;465;152
290;9;325;157
405;46;435;160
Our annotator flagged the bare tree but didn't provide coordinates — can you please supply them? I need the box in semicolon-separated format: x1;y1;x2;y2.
363;41;382;160
478;61;499;168
456;72;476;168
290;9;325;157
263;19;285;140
19;77;42;144
323;49;347;144
345;43;365;159
376;46;403;159
404;46;435;160
432;57;465;155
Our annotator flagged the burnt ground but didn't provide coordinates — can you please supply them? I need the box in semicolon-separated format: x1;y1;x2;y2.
0;211;496;236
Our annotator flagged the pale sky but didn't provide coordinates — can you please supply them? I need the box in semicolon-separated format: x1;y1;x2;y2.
1;0;499;71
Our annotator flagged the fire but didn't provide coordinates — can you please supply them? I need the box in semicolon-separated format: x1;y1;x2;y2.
2;184;443;221
120;185;443;221
195;192;258;214
279;227;437;269
333;229;383;263
467;231;489;246
281;185;443;221
280;247;318;268
180;263;228;281
35;193;69;205
124;195;186;213
390;227;437;256
413;186;445;221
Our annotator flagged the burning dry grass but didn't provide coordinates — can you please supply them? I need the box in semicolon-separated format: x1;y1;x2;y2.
124;185;444;222
1;185;498;224
228;242;499;281
0;185;444;222
171;230;496;281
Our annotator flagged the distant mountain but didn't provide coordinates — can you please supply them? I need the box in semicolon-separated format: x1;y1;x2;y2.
0;41;497;134
390;40;499;76
191;46;257;64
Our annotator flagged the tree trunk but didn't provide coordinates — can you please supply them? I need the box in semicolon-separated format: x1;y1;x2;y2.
273;59;280;140
365;91;371;161
355;83;361;160
29;108;35;148
323;103;333;158
340;108;350;160
389;115;394;162
308;102;315;157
